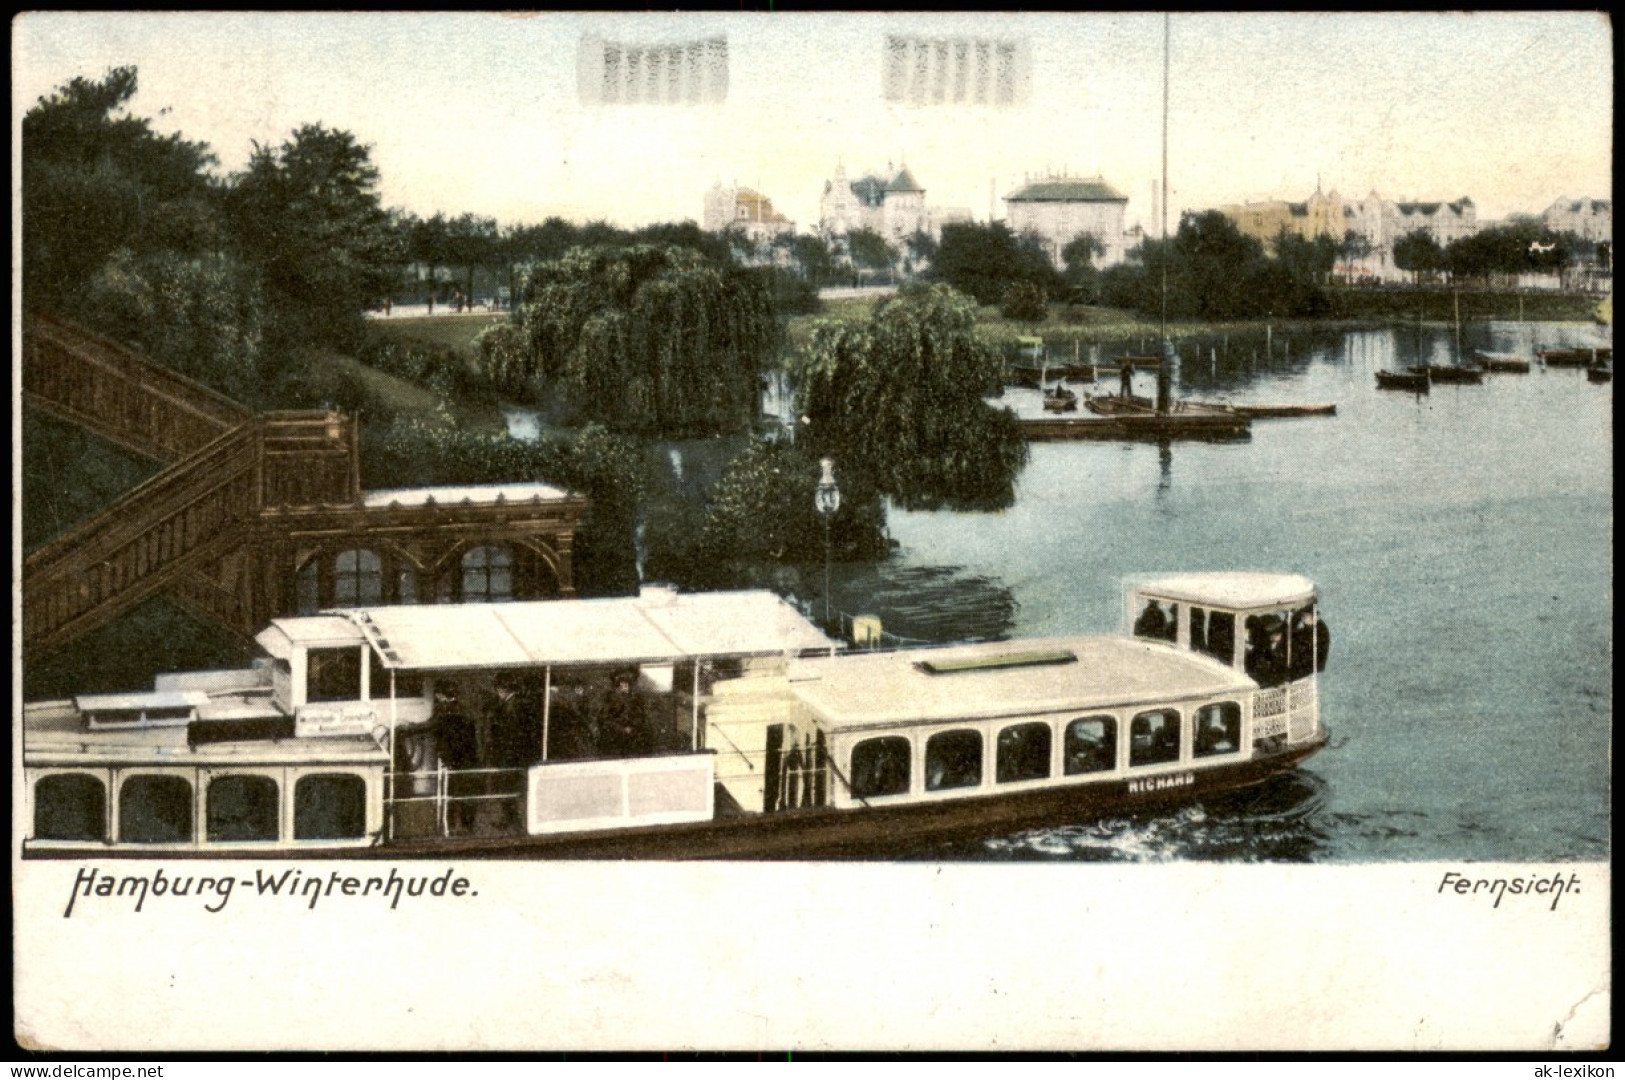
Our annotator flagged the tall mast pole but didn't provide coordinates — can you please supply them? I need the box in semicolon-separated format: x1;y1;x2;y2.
1160;11;1169;345
1156;12;1173;415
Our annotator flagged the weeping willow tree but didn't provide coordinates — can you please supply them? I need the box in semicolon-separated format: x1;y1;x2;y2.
514;244;779;437
793;283;1027;511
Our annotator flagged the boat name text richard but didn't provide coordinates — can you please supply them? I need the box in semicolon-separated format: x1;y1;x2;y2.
1127;772;1194;795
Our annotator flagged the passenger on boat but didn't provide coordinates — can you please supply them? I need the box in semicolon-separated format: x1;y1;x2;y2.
544;684;594;761
1289;606;1331;678
1133;599;1171;641
1244;615;1290;688
1194;711;1235;755
478;674;536;829
595;669;656;758
434;684;479;833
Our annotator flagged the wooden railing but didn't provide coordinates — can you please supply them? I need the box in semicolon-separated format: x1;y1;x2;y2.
22;313;252;463
22;424;262;653
259;412;360;508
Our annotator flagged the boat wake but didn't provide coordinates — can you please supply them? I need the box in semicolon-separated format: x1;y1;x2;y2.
981;772;1331;862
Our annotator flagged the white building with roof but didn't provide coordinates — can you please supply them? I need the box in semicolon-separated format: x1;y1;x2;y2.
819;163;965;245
1002;174;1131;269
1542;197;1612;244
702;183;796;244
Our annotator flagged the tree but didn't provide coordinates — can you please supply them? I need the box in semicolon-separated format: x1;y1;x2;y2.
780;233;839;286
361;416;644;596
721;226;761;266
226;123;400;345
792;283;1028;511
76;248;269;405
1392;229;1444;284
444;212;498;304
903;229;939;277
930;221;1061;306
1174;211;1270;319
1000;280;1049;322
23;66;221;306
1271;230;1337;313
1337;229;1374;278
1061;233;1105;303
515;244;780;437
663;437;894;589
846;227;899;280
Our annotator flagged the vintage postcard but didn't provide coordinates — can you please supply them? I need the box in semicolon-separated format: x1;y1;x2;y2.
13;12;1610;1053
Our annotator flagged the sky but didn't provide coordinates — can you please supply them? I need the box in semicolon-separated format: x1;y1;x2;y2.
13;11;1614;233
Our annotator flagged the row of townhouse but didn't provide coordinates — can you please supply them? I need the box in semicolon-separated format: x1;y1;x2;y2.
701;171;1609;284
706;165;1132;273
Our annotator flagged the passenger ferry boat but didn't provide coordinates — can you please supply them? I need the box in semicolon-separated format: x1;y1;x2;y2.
21;573;1329;859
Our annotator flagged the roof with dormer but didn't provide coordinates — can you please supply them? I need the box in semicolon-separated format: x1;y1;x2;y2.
1004;177;1128;203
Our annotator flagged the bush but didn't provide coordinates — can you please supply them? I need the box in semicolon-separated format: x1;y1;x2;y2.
359;415;643;596
76;249;269;406
1000;281;1049;322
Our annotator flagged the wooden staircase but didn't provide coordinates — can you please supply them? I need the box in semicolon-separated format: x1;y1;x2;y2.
23;313;253;464
21;314;585;659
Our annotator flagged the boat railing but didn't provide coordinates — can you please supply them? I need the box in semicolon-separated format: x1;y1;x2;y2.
385;765;528;841
1252;678;1319;750
386;752;718;840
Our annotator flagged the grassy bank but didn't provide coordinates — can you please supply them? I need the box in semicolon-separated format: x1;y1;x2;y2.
1323;287;1600;323
785;288;1605;359
367;312;506;354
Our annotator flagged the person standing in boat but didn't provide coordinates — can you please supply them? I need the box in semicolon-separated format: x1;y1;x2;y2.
599;669;655;758
1290;606;1330;677
434;683;477;834
1134;599;1170;640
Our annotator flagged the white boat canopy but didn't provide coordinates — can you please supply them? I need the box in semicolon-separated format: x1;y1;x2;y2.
256;589;837;672
1134;571;1316;610
790;635;1256;733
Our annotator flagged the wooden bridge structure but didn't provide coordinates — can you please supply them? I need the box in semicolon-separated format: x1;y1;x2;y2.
22;313;588;658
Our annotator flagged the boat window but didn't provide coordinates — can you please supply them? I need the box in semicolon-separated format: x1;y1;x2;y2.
34;774;106;842
926;730;983;791
368;649;424;700
1133;598;1178;643
850;736;911;798
334;549;384;606
207;775;281;842
1129;709;1182;767
397;566;418;605
1064;716;1117;774
1191;608;1236;665
1194;702;1242;758
996;722;1052;783
462;545;514;603
118;775;194;843
294;774;368;840
295;559;320;615
1288;605;1329;678
307;647;362;703
1244;613;1290;688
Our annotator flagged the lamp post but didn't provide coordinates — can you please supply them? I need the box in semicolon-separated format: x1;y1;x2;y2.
814;457;841;632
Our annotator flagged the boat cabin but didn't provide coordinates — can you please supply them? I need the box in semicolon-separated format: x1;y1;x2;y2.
23;588;837;852
784;635;1259;811
725;572;1328;817
1125;572;1325;752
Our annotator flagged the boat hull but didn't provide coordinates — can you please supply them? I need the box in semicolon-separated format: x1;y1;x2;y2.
1409;365;1483;384
1375;371;1429;392
27;731;1328;861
